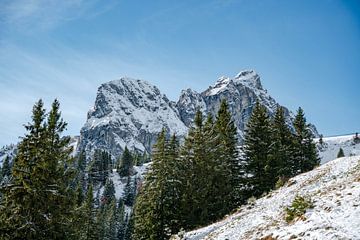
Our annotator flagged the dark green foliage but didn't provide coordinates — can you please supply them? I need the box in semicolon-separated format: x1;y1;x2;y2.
116;200;126;240
102;178;116;208
77;184;100;240
134;102;241;238
293;107;320;173
88;149;112;185
242;102;274;197
124;212;134;240
270;106;296;179
0;99;76;240
123;177;136;206
214;100;241;208
337;148;345;158
134;129;184;239
285;195;313;223
117;147;133;177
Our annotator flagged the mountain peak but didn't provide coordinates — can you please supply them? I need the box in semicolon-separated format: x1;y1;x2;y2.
234;70;262;89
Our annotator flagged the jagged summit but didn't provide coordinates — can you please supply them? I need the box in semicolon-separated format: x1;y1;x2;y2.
234;69;262;89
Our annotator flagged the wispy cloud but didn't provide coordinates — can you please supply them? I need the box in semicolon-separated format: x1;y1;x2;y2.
0;0;116;31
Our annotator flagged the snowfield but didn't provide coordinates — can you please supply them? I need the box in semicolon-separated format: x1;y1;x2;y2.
179;155;360;240
316;134;360;164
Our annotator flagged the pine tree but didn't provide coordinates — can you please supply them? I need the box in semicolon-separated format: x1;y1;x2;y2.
88;150;111;185
134;129;183;239
293;107;319;173
270;106;295;180
118;147;133;177
337;148;345;158
124;212;134;240
104;199;117;240
123;176;135;206
214;99;241;209
77;184;99;240
102;178;116;208
116;200;126;240
242;102;274;197
0;99;76;239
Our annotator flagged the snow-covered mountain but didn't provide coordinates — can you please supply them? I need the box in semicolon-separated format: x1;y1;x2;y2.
80;70;318;157
176;154;360;240
176;70;295;140
79;77;188;157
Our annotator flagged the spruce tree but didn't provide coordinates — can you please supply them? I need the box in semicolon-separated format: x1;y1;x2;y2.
102;178;116;208
270;106;295;180
123;176;135;206
242;102;274;197
116;200;126;240
78;184;99;240
118;147;133;177
134;129;184;239
293;107;319;173
214;99;240;209
0;99;76;239
337;148;345;158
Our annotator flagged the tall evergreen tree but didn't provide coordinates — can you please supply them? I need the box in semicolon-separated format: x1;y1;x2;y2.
88;149;111;185
78;184;99;240
134;129;184;239
242;102;274;197
0;99;76;240
117;147;133;177
123;176;135;206
270;106;295;179
214;99;240;209
293;107;319;173
116;200;126;240
102;178;116;208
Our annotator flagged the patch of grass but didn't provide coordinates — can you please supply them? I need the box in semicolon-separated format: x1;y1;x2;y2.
285;195;314;223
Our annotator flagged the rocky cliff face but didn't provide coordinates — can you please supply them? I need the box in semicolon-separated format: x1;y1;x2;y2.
79;78;188;157
79;70;318;158
177;70;294;140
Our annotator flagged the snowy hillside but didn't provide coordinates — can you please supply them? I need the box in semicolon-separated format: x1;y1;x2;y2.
179;156;360;240
316;133;360;164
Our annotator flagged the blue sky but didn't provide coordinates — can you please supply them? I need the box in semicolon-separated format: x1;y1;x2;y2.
0;0;359;146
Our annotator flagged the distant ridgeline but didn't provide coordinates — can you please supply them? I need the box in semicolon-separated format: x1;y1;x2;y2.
78;70;319;159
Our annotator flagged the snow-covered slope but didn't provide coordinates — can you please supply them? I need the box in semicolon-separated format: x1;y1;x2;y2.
178;156;360;240
316;133;360;164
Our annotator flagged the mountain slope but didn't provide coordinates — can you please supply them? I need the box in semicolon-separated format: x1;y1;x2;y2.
316;133;360;164
178;155;360;240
